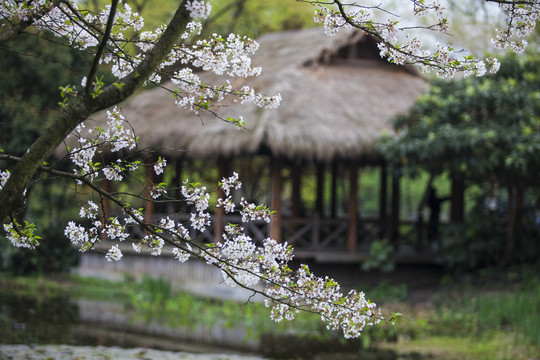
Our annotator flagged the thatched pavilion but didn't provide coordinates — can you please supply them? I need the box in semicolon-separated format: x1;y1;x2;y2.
90;27;430;262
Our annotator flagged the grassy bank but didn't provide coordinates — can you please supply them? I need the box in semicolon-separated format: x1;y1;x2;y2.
1;270;539;359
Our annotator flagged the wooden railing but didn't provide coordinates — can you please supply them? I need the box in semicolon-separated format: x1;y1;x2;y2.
132;213;382;254
115;212;440;264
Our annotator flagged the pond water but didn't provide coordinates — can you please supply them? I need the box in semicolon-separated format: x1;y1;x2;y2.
0;293;424;360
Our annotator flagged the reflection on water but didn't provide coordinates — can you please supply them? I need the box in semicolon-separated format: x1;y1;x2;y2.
0;293;257;354
0;293;77;345
0;293;423;359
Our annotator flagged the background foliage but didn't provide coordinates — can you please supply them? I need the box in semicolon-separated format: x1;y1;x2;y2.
377;54;540;271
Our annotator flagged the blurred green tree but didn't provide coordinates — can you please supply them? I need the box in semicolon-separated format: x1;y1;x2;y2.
0;32;92;274
79;0;315;38
377;54;540;269
0;32;90;156
203;0;315;38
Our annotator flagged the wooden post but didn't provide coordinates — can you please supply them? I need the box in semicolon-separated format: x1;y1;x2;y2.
390;172;400;246
330;162;338;218
316;162;325;217
499;185;524;268
379;164;388;238
291;161;302;220
100;172;112;240
144;154;157;224
416;174;434;250
450;175;465;223
290;161;302;237
270;157;283;242
346;163;358;252
100;155;112;216
215;156;228;242
173;159;183;213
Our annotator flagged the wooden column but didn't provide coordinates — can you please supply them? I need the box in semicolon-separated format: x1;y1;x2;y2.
100;155;112;216
316;162;325;217
379;164;388;238
390;172;400;245
173;159;183;213
291;161;302;220
100;175;112;240
499;185;524;268
290;161;302;237
330;162;338;218
215;156;228;242
416;174;434;250
270;157;283;242
144;154;157;224
346;163;358;252
450;175;465;223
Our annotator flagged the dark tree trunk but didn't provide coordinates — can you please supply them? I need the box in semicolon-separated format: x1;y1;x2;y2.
499;186;524;268
450;175;465;223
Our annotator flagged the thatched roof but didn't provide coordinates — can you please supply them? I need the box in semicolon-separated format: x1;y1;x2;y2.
86;27;429;163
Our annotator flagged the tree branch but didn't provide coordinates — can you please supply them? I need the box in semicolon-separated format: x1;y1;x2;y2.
0;0;62;43
485;0;537;4
84;0;119;95
0;0;191;223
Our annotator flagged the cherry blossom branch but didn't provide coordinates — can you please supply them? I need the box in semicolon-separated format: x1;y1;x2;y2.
486;1;537;4
3;155;334;320
0;0;62;43
304;0;538;77
1;1;402;338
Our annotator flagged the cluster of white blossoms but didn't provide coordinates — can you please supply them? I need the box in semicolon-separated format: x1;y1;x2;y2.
69;107;138;181
3;222;40;249
106;244;123;261
2;170;40;249
153;157;167;176
197;177;384;338
79;201;99;220
492;3;540;53
185;0;212;20
1;1;280;120
0;170;10;189
165;31;282;115
313;0;537;78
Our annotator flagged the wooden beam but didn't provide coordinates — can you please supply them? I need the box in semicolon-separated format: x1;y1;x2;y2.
270;157;283;242
346;163;358;252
